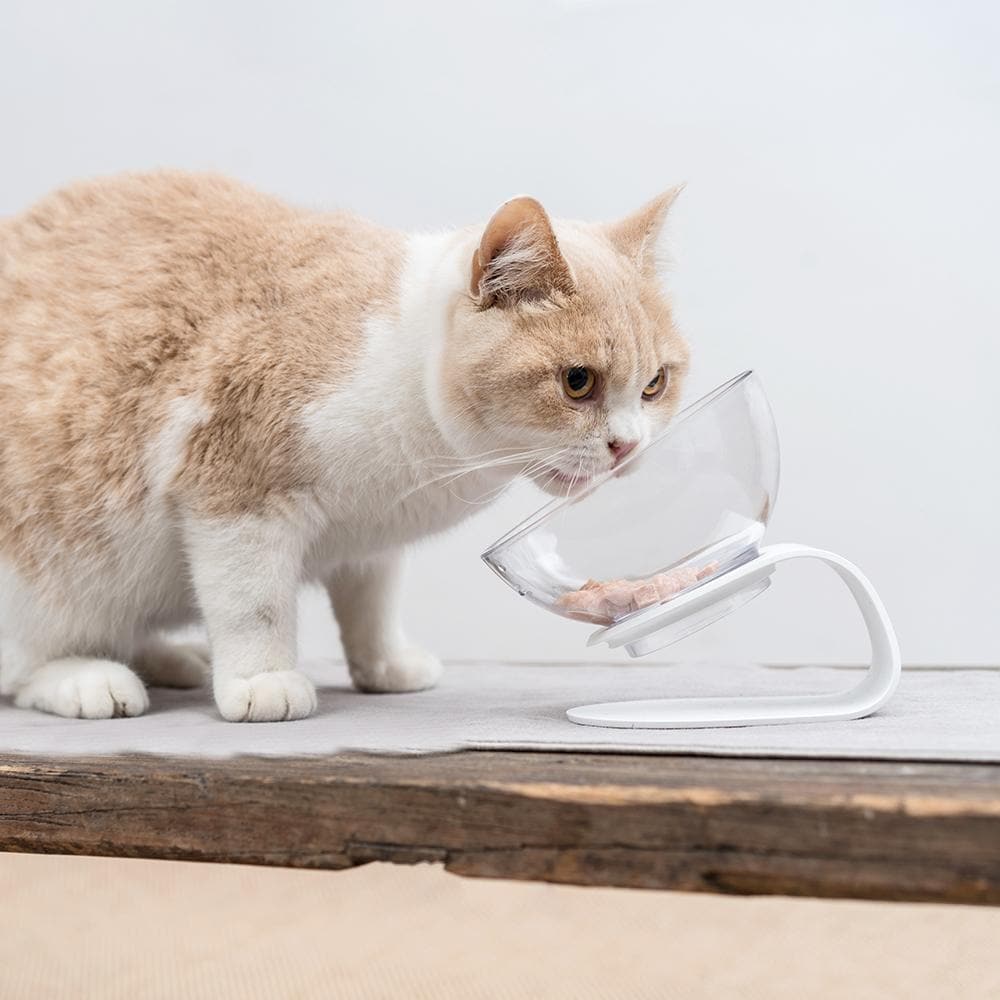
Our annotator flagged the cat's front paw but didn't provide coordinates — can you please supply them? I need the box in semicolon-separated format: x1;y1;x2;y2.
348;646;443;694
214;670;317;722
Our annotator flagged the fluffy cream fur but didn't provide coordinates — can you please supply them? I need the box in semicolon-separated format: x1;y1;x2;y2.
0;172;689;721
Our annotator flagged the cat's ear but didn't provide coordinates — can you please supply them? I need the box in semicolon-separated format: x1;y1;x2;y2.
605;185;684;275
470;196;575;308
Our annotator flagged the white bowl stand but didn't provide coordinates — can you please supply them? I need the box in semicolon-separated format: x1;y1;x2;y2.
568;543;901;729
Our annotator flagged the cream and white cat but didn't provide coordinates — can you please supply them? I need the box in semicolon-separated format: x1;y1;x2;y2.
0;173;689;722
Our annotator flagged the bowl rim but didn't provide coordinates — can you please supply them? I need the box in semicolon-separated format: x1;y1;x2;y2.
481;369;757;560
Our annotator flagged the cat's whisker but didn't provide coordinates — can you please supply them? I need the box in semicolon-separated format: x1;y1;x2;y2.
444;447;574;506
422;444;560;472
424;451;557;491
379;439;558;470
417;444;557;470
563;453;587;501
395;445;570;505
539;468;563;495
489;450;571;494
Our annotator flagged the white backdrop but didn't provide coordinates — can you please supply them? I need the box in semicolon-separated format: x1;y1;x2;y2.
4;1;998;665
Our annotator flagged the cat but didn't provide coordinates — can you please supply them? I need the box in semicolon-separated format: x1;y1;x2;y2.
0;172;689;722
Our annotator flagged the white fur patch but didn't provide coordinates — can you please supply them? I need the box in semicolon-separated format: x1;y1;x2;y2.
145;396;211;496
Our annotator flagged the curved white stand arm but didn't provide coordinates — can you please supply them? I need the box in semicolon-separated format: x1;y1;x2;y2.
567;543;901;729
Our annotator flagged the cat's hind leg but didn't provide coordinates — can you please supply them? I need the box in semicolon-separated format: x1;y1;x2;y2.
1;563;150;718
132;637;209;688
13;657;149;719
326;552;443;694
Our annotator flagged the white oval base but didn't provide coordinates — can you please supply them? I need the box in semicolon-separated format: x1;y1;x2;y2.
567;544;901;729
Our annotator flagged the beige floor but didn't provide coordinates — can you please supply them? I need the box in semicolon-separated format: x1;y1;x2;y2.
1;854;998;999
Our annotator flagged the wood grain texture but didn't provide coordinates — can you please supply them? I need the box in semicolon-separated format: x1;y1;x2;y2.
2;751;999;905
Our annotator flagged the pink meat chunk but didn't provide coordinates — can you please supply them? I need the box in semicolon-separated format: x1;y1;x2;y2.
556;562;717;625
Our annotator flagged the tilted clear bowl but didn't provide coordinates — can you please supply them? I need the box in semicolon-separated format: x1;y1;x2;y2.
481;371;780;629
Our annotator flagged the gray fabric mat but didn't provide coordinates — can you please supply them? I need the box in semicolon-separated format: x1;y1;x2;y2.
0;661;996;761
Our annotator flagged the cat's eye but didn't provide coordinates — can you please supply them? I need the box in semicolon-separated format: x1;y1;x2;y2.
562;366;597;401
642;366;669;401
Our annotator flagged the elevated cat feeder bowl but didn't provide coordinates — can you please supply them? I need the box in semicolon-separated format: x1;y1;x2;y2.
482;371;900;729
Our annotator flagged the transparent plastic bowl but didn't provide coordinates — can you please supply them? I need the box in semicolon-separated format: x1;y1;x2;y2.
481;371;780;630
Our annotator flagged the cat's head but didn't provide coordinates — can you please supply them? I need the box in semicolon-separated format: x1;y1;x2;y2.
437;190;690;495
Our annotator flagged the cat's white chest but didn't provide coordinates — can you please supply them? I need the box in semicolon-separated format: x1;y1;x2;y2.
298;305;506;572
304;466;500;576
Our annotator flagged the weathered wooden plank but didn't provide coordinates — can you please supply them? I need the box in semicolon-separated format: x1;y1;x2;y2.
1;751;999;904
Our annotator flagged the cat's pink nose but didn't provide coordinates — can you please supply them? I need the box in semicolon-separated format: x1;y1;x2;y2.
608;439;638;466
